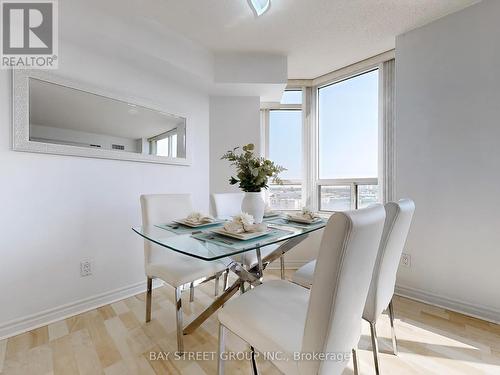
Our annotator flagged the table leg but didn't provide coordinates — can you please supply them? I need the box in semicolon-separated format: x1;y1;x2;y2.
183;279;241;335
183;234;310;335
255;247;263;278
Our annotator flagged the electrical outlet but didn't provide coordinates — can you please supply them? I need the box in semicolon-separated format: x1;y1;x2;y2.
80;259;92;277
400;253;411;268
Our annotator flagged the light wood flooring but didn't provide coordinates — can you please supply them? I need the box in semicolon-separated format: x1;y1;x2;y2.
1;270;500;374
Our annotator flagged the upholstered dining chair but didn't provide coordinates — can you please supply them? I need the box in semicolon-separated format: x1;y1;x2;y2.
140;194;228;352
212;192;245;220
291;199;415;374
212;192;286;280
362;199;415;374
217;205;386;375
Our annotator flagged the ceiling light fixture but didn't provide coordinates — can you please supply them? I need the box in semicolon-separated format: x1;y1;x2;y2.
248;0;270;17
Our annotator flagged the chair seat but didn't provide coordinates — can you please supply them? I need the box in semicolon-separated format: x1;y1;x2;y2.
232;244;280;268
291;260;316;288
146;245;227;287
218;280;309;375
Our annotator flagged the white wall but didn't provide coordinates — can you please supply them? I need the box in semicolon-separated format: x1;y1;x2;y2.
209;96;261;196
0;42;210;338
394;0;500;322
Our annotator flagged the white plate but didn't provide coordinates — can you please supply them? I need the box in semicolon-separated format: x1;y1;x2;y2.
173;219;223;228
211;228;272;241
286;215;322;224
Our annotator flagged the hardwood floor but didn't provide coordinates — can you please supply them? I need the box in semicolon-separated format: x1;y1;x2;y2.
1;271;499;374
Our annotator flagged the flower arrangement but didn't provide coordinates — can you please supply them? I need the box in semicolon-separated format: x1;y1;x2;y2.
221;144;286;192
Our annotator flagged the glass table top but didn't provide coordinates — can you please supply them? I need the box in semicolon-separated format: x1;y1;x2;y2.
132;217;327;261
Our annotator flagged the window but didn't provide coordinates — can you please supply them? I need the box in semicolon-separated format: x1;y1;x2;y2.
317;69;379;210
263;66;384;213
269;184;302;210
318;70;378;179
269;110;302;180
319;185;351;211
156;137;170;157
267;109;302;210
263;90;303;210
280;90;302;105
149;129;178;158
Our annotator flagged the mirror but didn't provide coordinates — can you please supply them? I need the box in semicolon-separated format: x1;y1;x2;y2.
29;78;186;158
13;70;189;165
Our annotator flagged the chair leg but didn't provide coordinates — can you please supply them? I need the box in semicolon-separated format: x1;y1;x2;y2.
189;282;195;302
175;287;184;353
145;277;152;322
280;255;285;280
388;299;398;355
250;346;259;375
215;273;220;296
352;348;359;375
217;323;225;375
369;321;380;375
222;269;229;291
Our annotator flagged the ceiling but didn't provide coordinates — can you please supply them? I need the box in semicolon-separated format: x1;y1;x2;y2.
116;0;479;79
61;0;479;81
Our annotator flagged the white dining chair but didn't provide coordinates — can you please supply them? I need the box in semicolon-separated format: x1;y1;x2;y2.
212;192;286;280
291;199;415;374
212;192;245;220
363;199;415;374
217;205;386;375
140;194;228;352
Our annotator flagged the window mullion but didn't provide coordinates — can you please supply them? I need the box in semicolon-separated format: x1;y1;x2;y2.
306;86;319;211
353;183;358;209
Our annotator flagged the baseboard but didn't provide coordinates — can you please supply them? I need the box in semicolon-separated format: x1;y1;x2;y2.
0;279;164;340
395;284;500;325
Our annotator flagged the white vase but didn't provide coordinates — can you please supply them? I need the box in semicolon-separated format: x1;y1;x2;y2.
241;192;265;223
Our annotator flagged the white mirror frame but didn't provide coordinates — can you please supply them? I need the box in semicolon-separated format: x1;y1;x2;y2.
12;69;191;166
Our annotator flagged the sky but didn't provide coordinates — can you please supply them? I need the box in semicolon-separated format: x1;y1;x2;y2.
269;70;379;180
269;110;302;179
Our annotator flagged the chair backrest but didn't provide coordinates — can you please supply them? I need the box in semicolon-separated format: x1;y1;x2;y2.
140;194;193;263
363;199;415;322
300;205;386;375
212;192;244;220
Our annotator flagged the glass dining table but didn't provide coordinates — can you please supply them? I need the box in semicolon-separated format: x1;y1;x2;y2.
132;216;326;335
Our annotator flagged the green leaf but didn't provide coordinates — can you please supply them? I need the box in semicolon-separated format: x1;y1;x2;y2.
220;144;285;191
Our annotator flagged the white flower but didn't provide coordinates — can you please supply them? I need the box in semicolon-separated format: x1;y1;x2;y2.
223;222;245;233
187;212;203;221
239;212;255;226
186;212;214;224
301;207;319;220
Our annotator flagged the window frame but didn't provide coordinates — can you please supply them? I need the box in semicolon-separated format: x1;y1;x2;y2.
262;57;392;213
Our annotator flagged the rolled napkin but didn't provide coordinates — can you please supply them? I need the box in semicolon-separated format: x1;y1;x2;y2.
184;212;215;225
288;207;320;221
223;212;268;234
